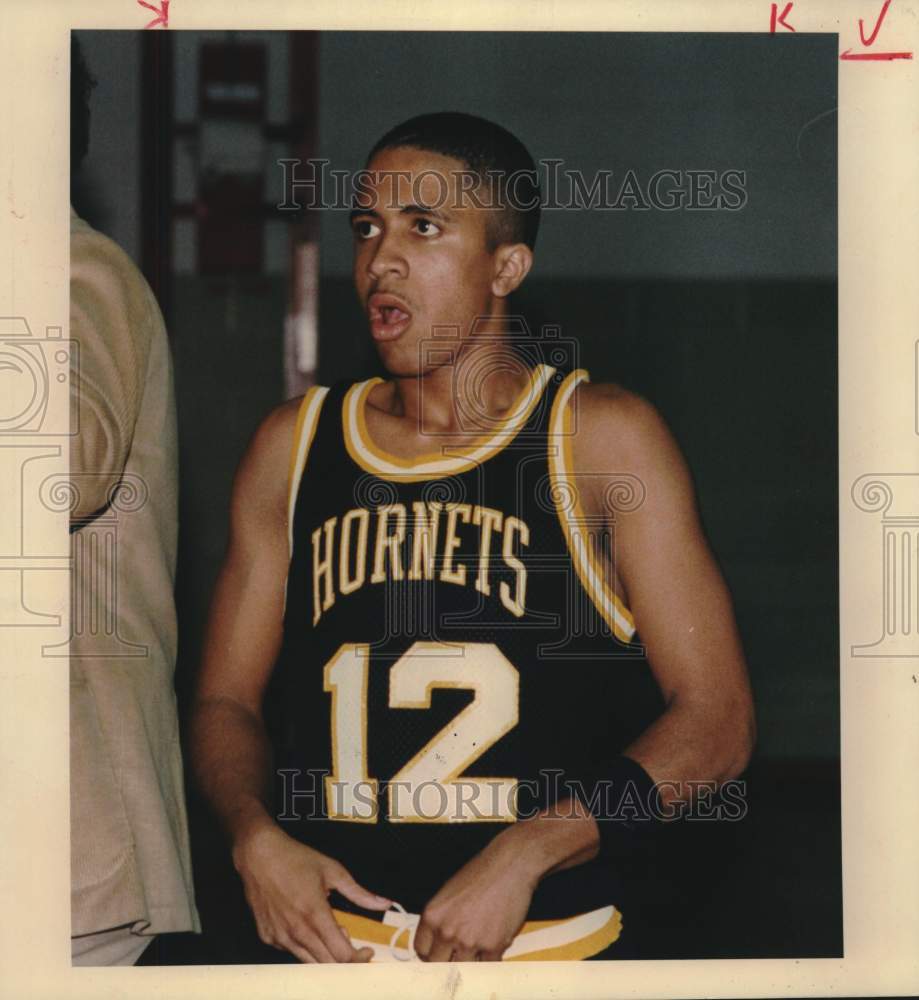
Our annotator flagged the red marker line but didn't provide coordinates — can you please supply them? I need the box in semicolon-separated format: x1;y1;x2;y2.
840;48;913;60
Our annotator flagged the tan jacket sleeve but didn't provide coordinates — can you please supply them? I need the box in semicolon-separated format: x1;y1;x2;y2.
69;211;156;519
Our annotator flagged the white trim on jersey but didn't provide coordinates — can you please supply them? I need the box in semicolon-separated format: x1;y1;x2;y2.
548;369;637;644
287;384;331;559
343;363;556;481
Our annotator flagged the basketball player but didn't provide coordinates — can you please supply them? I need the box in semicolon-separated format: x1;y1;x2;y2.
190;112;755;963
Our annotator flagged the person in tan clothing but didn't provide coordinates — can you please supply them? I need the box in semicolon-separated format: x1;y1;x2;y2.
69;36;199;965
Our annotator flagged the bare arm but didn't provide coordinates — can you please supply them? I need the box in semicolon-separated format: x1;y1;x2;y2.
587;384;756;796
189;400;389;963
189;401;293;849
499;383;755;866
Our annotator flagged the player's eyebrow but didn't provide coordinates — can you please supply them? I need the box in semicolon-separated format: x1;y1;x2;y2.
401;203;454;223
349;206;376;225
349;203;455;225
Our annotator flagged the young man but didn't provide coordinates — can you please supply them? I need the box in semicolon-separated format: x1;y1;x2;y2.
190;112;755;963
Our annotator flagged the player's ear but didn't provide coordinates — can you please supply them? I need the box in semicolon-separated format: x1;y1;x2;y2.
491;243;533;298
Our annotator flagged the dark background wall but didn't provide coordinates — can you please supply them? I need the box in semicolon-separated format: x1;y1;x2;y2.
318;33;835;282
73;29;839;963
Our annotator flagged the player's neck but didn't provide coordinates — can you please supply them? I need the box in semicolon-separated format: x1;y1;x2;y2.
386;339;534;437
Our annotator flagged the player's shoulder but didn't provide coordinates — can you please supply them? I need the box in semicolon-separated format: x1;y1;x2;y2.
255;394;311;448
235;390;329;505
569;377;645;415
565;376;693;500
569;378;670;452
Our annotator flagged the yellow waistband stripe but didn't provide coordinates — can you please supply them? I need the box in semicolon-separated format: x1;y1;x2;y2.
332;903;622;962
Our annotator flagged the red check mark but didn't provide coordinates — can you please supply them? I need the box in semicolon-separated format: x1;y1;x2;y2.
859;0;891;46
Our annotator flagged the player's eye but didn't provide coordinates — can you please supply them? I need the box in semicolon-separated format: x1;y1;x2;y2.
413;218;442;237
353;219;381;239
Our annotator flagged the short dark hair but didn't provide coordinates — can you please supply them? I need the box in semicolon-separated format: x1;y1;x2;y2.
366;111;541;252
71;35;96;172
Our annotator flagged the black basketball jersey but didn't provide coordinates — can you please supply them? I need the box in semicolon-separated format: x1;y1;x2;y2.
270;363;664;927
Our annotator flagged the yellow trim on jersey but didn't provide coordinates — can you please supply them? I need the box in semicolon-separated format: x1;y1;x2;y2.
547;370;636;643
332;903;622;961
287;385;330;559
342;364;556;481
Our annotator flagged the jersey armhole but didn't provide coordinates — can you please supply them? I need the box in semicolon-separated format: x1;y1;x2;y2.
547;369;637;644
287;385;331;560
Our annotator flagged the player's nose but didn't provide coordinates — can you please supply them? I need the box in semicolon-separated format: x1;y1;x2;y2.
366;232;408;281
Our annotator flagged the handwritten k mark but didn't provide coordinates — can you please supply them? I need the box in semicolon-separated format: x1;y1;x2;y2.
138;0;169;30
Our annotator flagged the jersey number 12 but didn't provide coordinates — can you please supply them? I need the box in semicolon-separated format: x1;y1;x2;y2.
323;641;519;823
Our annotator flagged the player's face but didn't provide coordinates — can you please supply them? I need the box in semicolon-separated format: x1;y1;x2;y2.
351;146;501;376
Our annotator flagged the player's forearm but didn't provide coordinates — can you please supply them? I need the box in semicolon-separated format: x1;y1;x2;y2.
189;697;278;851
487;794;601;886
487;693;754;886
623;691;756;810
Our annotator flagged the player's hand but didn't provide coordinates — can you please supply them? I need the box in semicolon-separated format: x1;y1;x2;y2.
232;821;392;963
414;832;538;962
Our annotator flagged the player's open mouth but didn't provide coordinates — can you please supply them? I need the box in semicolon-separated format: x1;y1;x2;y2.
369;293;412;341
